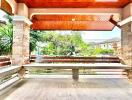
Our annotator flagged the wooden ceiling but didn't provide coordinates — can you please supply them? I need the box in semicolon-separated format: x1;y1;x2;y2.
16;0;130;30
31;15;114;30
16;0;130;8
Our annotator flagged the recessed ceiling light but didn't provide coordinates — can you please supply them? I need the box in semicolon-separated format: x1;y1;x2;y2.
72;18;75;21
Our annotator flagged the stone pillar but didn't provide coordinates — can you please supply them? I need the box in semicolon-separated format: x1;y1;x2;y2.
72;69;79;81
120;21;132;79
12;16;32;66
119;3;132;79
12;16;32;78
121;22;132;66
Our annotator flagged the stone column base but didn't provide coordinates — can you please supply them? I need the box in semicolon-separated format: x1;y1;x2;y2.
72;69;79;81
18;67;26;79
127;70;132;79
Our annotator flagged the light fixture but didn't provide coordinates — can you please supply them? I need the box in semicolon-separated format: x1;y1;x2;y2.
72;18;75;21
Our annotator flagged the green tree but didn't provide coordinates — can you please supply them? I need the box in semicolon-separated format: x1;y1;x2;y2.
100;49;114;55
91;47;114;56
30;30;43;53
0;15;13;55
41;31;114;56
0;14;43;55
41;31;89;56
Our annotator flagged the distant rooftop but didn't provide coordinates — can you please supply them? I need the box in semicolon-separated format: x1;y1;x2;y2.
89;37;121;45
101;37;121;43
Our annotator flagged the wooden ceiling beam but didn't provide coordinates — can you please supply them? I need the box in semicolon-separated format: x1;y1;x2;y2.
31;20;114;31
29;8;122;19
32;15;111;21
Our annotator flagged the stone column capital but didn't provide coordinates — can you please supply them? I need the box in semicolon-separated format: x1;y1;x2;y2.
12;15;32;26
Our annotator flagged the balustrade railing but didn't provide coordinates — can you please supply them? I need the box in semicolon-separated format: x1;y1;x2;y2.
30;55;121;63
0;56;21;91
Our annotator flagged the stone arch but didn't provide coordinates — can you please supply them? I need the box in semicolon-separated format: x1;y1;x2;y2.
0;0;13;15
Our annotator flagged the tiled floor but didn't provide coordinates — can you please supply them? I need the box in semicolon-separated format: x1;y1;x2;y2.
0;76;132;100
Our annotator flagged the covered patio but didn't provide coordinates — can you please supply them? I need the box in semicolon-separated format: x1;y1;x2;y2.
0;0;132;100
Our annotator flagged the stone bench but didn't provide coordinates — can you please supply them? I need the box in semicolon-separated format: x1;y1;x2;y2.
23;63;130;80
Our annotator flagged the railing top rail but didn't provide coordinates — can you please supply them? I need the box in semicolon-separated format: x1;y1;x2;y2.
30;55;121;63
31;55;119;59
0;56;11;67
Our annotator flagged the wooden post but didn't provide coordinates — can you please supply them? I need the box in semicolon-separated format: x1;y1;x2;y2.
72;69;79;81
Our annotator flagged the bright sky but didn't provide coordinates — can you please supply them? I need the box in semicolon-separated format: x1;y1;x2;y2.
57;27;121;43
81;27;121;43
0;10;8;22
0;9;121;43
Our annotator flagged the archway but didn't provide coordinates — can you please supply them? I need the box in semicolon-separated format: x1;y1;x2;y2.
0;0;132;78
0;0;13;15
